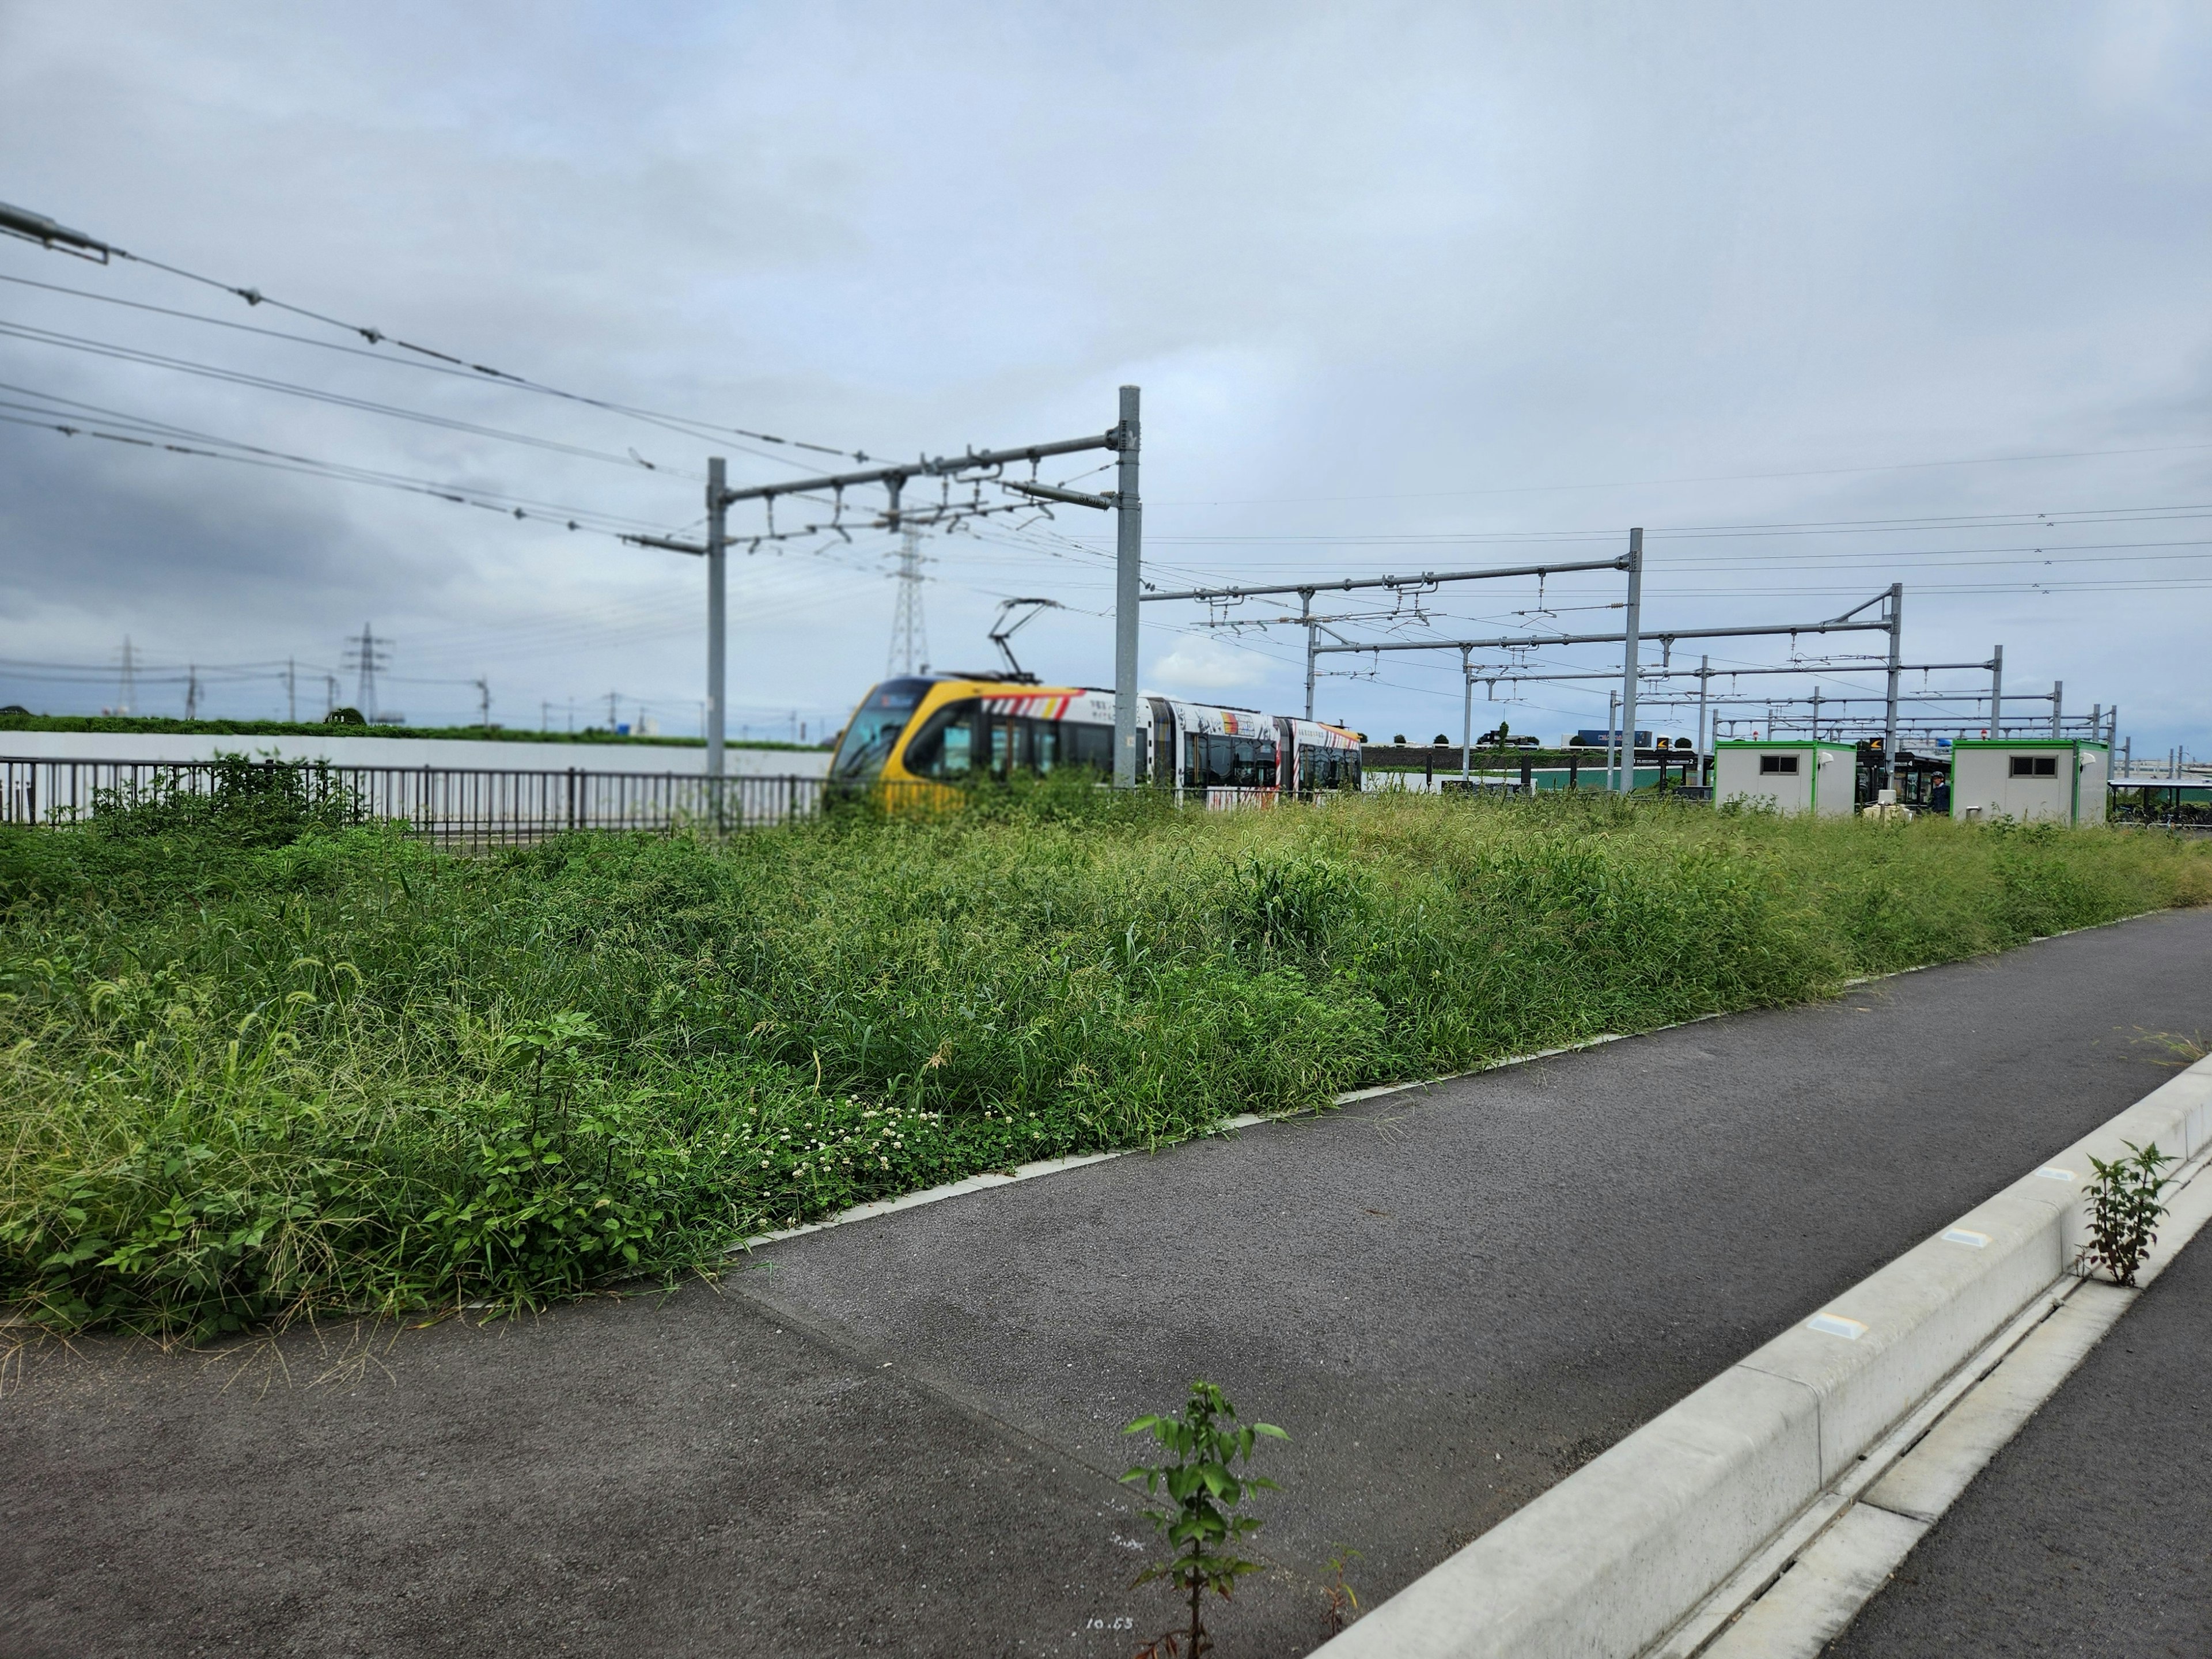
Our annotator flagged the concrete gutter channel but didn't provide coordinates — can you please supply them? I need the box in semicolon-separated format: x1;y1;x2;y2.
1317;1053;2212;1659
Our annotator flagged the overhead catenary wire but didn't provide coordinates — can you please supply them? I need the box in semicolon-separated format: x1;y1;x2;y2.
0;318;710;476
0;399;671;535
0;268;869;477
0;207;878;468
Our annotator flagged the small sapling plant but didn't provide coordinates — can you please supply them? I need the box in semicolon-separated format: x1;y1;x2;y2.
2082;1140;2176;1287
1122;1380;1287;1658
1321;1547;1362;1636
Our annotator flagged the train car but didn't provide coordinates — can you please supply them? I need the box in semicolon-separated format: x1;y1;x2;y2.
828;673;1362;803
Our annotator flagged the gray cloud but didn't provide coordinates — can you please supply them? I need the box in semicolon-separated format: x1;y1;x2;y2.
1;1;2205;746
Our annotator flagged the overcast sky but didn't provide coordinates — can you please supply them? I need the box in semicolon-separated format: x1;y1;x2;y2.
2;2;2206;752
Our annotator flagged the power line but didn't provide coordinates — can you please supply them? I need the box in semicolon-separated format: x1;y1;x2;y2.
0;202;877;467
1146;442;2212;509
0;318;703;475
0;382;675;532
0;268;873;476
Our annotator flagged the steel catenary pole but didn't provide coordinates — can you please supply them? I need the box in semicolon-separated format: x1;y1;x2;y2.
1113;385;1143;786
706;456;728;828
1616;528;1643;794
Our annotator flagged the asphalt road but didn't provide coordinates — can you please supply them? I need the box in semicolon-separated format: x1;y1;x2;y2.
6;908;2211;1658
1826;1221;2212;1658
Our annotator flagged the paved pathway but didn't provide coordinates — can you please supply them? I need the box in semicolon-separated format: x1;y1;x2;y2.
1826;1221;2212;1657
6;910;2210;1657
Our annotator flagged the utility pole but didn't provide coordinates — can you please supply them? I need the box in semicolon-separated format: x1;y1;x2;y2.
1301;589;1319;719
474;677;491;729
285;657;297;723
1989;644;2003;738
1616;528;1643;795
324;675;338;719
2050;680;2063;738
1694;656;1711;781
1607;690;1620;791
1460;646;1474;783
606;691;619;730
888;526;929;675
1113;384;1143;787
119;635;136;716
646;400;1141;787
1882;582;1903;791
185;664;199;721
706;456;726;816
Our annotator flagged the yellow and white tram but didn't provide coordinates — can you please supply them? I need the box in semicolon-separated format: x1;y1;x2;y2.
830;673;1362;802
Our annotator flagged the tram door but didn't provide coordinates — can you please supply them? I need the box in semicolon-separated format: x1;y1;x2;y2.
1147;698;1177;794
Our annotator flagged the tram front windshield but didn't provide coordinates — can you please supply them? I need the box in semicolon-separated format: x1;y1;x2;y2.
831;678;932;780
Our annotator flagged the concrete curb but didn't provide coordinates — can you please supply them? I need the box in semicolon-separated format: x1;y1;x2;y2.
1312;1052;2212;1659
726;1033;1646;1257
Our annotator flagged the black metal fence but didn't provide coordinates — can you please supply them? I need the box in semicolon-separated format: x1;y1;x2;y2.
0;757;841;847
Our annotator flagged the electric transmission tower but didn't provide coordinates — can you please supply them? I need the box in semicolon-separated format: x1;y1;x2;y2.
344;623;391;721
887;528;930;675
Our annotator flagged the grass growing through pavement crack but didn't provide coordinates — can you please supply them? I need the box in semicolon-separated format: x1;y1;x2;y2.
3;770;2209;1340
2081;1141;2177;1287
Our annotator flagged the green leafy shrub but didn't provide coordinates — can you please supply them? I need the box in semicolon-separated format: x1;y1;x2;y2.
88;755;362;847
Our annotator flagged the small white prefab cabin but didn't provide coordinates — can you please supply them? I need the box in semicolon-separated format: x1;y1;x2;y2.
1950;740;2107;825
1713;741;1856;817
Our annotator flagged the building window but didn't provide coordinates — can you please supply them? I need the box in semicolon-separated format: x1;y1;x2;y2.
2009;755;2058;778
1759;753;1800;775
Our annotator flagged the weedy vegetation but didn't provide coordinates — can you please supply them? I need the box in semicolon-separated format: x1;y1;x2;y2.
2081;1139;2176;1287
1122;1379;1288;1658
4;765;2210;1339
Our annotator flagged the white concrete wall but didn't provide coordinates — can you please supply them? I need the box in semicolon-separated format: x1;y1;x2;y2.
0;729;831;778
1809;747;1853;817
1716;748;1813;814
2076;745;2107;825
1950;748;2100;824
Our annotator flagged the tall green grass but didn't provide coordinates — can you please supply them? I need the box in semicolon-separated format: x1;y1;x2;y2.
4;778;2206;1339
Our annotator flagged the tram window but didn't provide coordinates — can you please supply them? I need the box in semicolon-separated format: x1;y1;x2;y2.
1192;734;1231;786
2009;755;2058;778
990;717;1021;775
1218;737;1272;787
1027;719;1058;773
1065;722;1114;775
832;678;929;781
1299;745;1358;791
1184;734;1206;786
903;703;978;777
